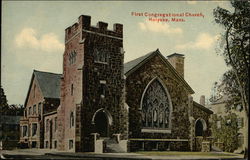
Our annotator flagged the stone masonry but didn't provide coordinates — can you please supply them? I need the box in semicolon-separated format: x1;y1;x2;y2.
57;15;128;152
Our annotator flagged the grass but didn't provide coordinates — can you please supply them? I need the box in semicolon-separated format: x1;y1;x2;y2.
135;151;242;157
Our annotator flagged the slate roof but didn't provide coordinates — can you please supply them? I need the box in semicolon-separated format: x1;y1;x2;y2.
33;70;62;99
124;51;155;74
24;70;62;106
124;49;194;94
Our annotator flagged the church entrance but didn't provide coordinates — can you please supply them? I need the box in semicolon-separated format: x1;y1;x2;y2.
195;120;203;136
194;118;207;151
94;110;109;137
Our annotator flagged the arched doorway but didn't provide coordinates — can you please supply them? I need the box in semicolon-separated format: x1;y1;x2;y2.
195;118;207;137
195;120;203;136
94;111;108;137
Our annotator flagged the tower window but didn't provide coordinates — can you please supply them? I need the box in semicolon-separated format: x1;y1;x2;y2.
94;48;108;63
54;117;57;131
69;51;77;65
71;84;74;95
70;112;74;128
69;140;74;149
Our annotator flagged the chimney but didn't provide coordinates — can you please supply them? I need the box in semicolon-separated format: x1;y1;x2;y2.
167;53;185;77
200;95;205;106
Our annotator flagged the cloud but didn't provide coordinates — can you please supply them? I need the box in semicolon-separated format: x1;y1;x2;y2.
187;1;197;5
138;21;183;35
15;28;64;52
175;33;220;50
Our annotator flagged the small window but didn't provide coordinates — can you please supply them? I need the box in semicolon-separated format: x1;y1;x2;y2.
32;123;37;136
100;84;106;98
33;105;36;115
24;109;27;117
46;119;50;132
69;140;74;150
71;84;74;96
54;117;57;131
45;141;49;148
69;51;77;65
94;48;108;63
29;107;32;115
70;112;74;128
38;103;42;115
23;126;28;137
32;141;37;148
54;141;57;149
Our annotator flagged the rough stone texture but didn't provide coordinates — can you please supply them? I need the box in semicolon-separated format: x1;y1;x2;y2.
201;141;210;152
126;54;191;151
193;103;212;137
57;15;128;152
81;17;127;152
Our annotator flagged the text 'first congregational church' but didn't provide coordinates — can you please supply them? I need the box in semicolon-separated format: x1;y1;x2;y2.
20;15;213;153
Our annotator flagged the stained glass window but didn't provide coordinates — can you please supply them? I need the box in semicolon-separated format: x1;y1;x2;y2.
142;79;171;129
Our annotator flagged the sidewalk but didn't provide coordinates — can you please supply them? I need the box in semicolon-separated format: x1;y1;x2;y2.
1;149;245;160
46;151;245;160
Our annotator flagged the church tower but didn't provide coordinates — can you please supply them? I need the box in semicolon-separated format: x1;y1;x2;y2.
57;15;128;152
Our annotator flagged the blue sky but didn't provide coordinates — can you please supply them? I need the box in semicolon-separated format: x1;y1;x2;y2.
2;1;231;105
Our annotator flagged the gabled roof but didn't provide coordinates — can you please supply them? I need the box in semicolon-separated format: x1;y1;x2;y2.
193;101;213;114
24;70;62;106
124;49;194;94
124;51;155;74
34;70;62;99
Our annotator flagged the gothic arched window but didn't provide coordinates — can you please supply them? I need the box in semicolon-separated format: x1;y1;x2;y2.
141;78;172;129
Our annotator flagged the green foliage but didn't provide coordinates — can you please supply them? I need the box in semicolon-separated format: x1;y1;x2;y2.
0;86;9;115
0;86;24;116
211;113;239;152
213;0;249;116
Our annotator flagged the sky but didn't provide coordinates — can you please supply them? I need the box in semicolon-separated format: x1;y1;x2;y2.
2;1;232;105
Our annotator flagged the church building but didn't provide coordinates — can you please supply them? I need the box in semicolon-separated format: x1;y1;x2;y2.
20;15;213;152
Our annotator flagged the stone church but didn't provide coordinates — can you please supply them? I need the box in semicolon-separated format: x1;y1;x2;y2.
19;15;213;152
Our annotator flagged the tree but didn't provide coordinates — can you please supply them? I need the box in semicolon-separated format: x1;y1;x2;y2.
0;86;9;115
211;113;239;152
213;0;249;157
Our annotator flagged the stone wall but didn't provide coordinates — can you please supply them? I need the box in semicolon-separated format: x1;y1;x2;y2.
126;54;191;151
193;103;212;137
58;15;128;152
81;17;127;152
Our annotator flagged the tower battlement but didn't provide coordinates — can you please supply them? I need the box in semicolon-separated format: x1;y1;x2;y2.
65;15;123;42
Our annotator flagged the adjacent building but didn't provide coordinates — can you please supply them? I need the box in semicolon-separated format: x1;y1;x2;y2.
19;71;61;148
